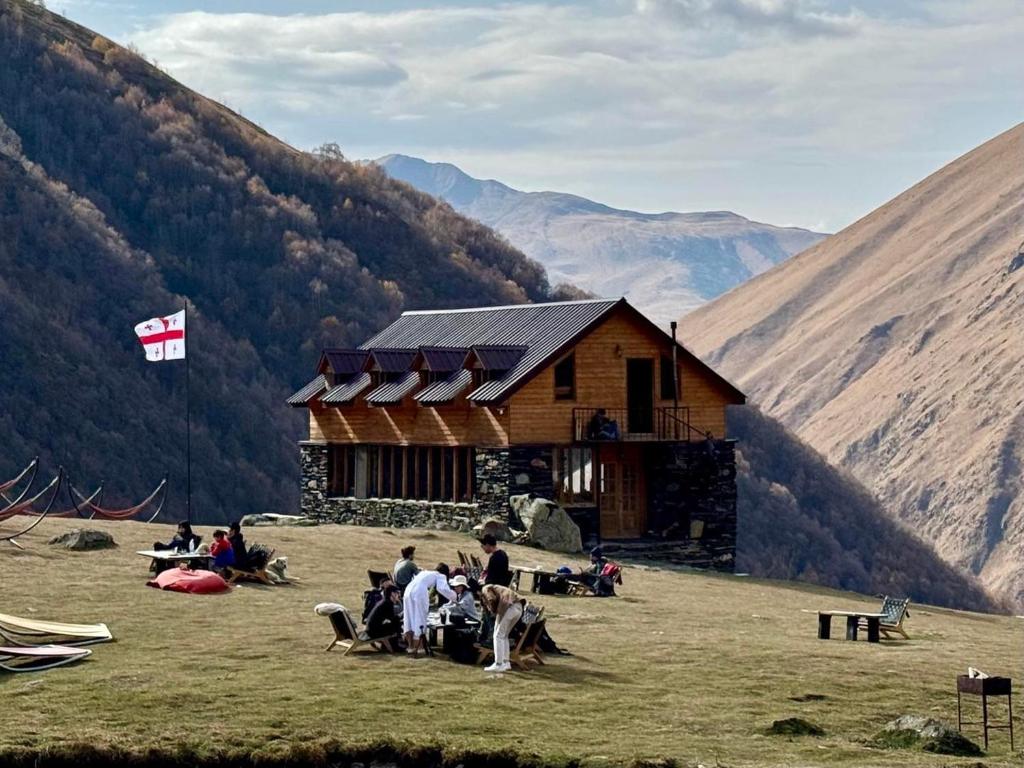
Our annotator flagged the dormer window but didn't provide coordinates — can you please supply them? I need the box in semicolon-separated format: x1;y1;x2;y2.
554;352;575;400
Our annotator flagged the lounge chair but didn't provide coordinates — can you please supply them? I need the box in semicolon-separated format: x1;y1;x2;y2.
476;604;545;669
324;607;393;655
0;613;113;646
470;554;483;569
0;644;92;672
367;569;394;588
567;563;623;597
224;544;275;585
860;596;911;640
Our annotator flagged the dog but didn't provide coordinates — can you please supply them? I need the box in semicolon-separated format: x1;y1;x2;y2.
265;556;290;584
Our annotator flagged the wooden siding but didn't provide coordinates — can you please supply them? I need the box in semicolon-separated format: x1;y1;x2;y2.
508;306;734;444
309;397;510;447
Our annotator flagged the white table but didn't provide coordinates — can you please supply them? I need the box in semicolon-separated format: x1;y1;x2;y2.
137;549;213;574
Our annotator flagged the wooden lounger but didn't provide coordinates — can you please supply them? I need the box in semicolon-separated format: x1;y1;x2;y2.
224;565;274;586
0;613;112;646
324;608;393;655
476;605;546;669
0;645;92;672
860;596;911;640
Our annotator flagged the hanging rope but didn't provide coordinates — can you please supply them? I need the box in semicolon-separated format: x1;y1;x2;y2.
0;468;63;544
71;477;168;523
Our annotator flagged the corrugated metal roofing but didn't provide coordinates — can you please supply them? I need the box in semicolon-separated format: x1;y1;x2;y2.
415;369;473;405
320;349;369;376
360;298;621;404
367;348;418;373
321;372;372;404
471;344;528;371
287;374;328;406
365;371;421;405
419;346;470;372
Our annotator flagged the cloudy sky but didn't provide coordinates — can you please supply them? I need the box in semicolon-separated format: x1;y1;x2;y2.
57;0;1022;231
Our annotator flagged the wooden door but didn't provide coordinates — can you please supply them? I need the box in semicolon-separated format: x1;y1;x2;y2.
626;358;654;435
599;445;645;538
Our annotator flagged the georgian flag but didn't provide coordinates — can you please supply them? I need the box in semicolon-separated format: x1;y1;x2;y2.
134;310;186;361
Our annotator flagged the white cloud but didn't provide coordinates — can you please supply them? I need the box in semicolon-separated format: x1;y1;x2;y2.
127;2;1024;229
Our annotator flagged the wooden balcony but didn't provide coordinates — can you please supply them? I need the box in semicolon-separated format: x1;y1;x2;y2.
572;407;711;443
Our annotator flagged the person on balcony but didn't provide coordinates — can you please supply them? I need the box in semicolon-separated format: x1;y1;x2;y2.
586;409;619;440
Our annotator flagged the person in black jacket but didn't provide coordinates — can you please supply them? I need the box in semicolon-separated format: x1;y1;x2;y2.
154;521;200;553
227;521;249;569
480;534;511;587
364;585;402;650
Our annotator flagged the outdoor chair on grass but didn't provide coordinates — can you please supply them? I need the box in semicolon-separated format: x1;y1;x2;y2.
860;596;911;640
324;608;394;655
567;563;623;597
476;605;545;670
0;645;92;673
367;569;394;589
0;613;112;647
224;544;275;586
457;550;471;569
470;554;483;569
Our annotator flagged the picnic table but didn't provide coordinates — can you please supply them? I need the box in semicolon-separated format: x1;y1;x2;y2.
136;549;213;575
817;610;888;643
426;611;480;660
510;565;565;593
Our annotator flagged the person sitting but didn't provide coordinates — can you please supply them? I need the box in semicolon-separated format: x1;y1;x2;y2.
209;529;235;573
480;534;511;587
447;575;480;622
227;521;249;569
364;585;403;650
402;563;456;657
154;521;201;553
479;583;526;674
393;545;420;592
574;547;619;596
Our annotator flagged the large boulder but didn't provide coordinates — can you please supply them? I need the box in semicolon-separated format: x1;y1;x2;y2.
876;715;983;756
240;513;318;527
510;495;582;553
48;529;116;551
472;517;512;542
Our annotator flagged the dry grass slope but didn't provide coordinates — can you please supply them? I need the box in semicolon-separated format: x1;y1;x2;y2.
0;517;1020;767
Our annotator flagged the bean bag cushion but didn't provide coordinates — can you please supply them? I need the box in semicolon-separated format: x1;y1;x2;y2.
147;568;230;594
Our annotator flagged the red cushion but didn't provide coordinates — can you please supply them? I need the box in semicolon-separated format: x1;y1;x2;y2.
147;568;230;594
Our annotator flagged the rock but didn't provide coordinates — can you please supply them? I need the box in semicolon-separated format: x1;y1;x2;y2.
765;718;825;737
510;495;582;553
472;517;512;542
240;513;318;527
514;472;530;486
877;715;983;756
48;529;116;551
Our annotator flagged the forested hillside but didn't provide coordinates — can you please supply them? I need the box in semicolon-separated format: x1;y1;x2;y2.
0;0;565;519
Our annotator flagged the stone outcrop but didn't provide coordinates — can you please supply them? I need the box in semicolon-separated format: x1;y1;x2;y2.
473;517;513;542
511;495;582;553
240;513;318;527
48;529;116;551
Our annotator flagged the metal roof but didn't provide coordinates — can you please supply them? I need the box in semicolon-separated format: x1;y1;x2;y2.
361;298;621;404
287;374;328;406
470;344;528;371
320;372;372;404
365;371;422;405
320;349;369;376
366;348;418;373
414;369;473;405
418;346;470;372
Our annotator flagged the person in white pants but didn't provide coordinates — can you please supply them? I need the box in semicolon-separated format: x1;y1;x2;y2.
403;564;455;656
480;583;526;673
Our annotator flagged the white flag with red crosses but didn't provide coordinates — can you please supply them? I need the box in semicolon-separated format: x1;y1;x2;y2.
134;310;186;361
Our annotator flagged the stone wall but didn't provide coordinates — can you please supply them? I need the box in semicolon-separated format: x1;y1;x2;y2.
509;446;555;501
474;447;510;520
309;496;482;530
644;439;737;571
299;442;328;517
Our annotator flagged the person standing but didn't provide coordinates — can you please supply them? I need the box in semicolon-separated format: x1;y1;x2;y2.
479;583;526;673
402;563;456;656
394;545;420;592
480;534;511;586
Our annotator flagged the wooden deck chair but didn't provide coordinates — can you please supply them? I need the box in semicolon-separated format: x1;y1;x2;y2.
457;550;471;568
324;608;392;655
367;569;394;588
510;617;547;670
224;545;276;585
861;596;911;640
470;554;483;569
0;613;112;646
476;605;545;667
0;644;92;672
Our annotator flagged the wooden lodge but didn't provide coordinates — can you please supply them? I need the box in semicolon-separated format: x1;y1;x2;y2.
289;298;745;569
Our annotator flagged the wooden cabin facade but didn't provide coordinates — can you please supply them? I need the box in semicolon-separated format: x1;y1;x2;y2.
290;298;745;569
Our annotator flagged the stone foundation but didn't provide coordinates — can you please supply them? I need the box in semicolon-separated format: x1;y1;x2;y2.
310;496;483;530
299;442;328;517
474;447;510;519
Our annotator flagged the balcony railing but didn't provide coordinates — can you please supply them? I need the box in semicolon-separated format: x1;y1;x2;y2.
573;407;711;443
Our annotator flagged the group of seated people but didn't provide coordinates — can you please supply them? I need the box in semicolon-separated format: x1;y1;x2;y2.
154;520;250;575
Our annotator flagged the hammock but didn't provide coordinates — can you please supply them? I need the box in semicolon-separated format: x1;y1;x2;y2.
0;458;38;496
0;468;64;545
0;459;40;514
70;477;168;523
0;469;62;523
36;484;104;519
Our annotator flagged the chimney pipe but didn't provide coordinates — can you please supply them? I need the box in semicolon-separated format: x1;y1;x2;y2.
670;321;680;426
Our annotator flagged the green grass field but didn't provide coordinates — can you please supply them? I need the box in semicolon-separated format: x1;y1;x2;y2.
0;516;1020;767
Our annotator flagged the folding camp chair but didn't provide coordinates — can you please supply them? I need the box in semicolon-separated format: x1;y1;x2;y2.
324;608;393;655
0;613;113;647
0;645;92;672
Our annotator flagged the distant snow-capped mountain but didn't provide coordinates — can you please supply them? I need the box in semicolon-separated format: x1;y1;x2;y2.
376;153;827;323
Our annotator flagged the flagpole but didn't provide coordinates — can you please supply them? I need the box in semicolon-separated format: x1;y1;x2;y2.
185;302;192;524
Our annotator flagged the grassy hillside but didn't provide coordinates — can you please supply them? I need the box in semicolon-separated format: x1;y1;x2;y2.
0;0;567;521
0;518;1020;767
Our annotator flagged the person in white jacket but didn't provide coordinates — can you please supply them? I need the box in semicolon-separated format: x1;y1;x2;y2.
402;563;455;656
